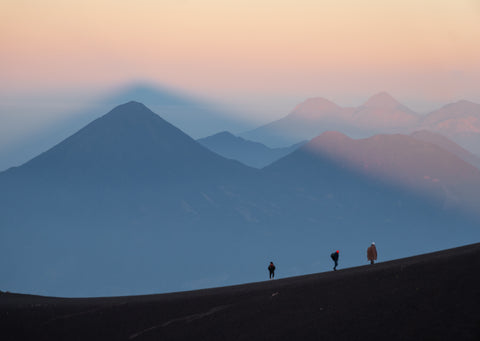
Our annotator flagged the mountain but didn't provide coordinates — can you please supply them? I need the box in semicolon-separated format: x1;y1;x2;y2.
287;97;346;120
411;130;480;169
0;101;259;218
0;83;253;172
1;102;479;298
241;92;420;147
197;131;305;168
422;100;480;125
2;243;480;340
2;101;252;184
421;100;480;156
263;132;480;254
101;84;253;138
0;102;265;297
351;92;419;129
285;131;480;214
240;97;355;147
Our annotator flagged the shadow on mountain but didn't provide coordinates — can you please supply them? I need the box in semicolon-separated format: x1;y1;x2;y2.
101;83;253;138
0;83;254;172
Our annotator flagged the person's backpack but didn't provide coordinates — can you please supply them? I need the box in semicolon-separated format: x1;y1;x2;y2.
330;253;336;260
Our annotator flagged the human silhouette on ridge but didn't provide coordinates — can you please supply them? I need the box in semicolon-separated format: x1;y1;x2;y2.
268;262;276;279
331;250;339;271
367;242;378;264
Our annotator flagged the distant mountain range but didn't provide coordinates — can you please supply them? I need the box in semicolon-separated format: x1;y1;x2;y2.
410;130;480;170
1;102;479;297
241;93;480;157
294;131;480;213
0;83;253;172
199;128;480;171
197;131;305;168
241;92;420;147
419;100;480;156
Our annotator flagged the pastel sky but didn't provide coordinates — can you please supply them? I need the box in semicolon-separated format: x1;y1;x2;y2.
1;0;480;166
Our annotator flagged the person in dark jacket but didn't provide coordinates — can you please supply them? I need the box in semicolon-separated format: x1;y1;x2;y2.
367;242;378;264
268;262;276;279
331;250;339;271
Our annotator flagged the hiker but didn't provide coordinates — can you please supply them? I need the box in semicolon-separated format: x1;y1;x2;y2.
367;242;377;264
331;250;339;271
268;262;276;279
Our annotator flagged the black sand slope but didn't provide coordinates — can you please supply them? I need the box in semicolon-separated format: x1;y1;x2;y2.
2;243;480;340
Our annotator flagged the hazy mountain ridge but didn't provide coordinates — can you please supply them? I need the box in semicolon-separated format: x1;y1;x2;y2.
241;93;480;157
3;102;272;230
7;102;252;182
197;131;305;168
410;130;480;169
293;131;480;213
101;84;254;138
351;92;419;128
0;84;254;172
420;100;480;156
241;92;421;147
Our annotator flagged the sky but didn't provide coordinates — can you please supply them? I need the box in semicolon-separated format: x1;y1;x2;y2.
1;0;480;168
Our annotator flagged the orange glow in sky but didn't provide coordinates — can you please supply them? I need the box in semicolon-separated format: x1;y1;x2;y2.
1;0;480;112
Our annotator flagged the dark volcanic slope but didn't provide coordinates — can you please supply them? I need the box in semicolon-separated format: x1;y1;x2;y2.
2;243;480;341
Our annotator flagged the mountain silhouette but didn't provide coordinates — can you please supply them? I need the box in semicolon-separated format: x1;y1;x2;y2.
1;101;265;233
101;84;253;138
423;100;480;124
411;130;480;169
295;131;480;214
241;92;420;147
352;92;419;129
289;97;344;119
421;100;480;156
0;102;265;297
263;133;480;264
240;97;354;147
6;101;251;184
0;83;253;172
197;131;305;168
362;92;411;110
